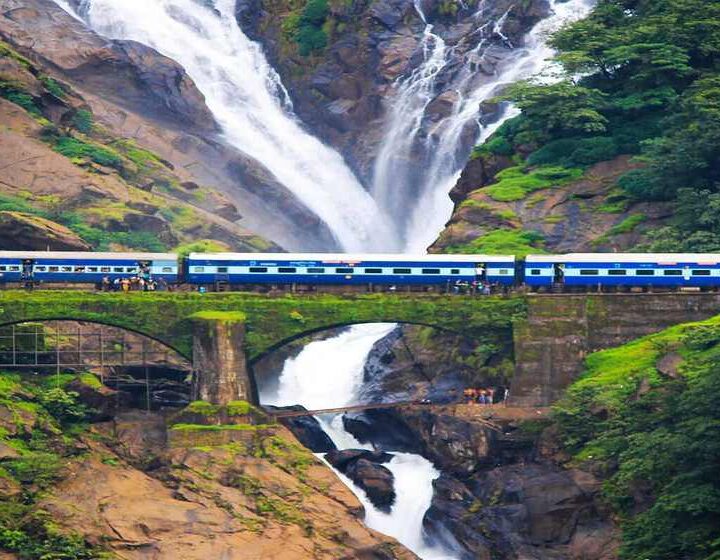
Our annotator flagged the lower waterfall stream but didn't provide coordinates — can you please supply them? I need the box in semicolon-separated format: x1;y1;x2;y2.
261;324;457;558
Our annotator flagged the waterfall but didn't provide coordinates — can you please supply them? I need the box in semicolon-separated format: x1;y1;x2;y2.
262;325;456;559
373;0;596;251
57;0;396;252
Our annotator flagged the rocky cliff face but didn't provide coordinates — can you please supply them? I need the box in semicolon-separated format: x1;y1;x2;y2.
341;404;618;560
236;0;549;183
0;374;418;560
431;151;673;255
0;0;338;251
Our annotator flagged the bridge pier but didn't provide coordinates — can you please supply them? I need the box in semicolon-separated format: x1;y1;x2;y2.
190;313;257;405
511;294;720;407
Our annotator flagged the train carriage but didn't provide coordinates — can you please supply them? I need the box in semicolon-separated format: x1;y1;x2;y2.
185;253;517;286
525;254;720;289
0;251;179;284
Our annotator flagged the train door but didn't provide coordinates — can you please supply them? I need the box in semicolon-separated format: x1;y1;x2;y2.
553;263;565;289
475;263;487;281
21;259;34;288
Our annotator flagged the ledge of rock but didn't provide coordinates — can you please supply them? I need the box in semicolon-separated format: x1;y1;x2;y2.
0;211;91;251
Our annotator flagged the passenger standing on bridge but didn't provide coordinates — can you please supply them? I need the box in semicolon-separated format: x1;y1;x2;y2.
120;277;130;293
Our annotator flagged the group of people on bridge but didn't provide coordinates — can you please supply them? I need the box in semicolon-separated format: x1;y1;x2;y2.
98;265;170;293
463;387;508;405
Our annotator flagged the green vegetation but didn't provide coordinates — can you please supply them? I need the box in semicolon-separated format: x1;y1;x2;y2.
484;166;583;202
283;0;329;56
173;239;229;258
486;0;720;251
554;314;720;559
190;310;248;324
0;290;527;361
447;229;545;257
0;372;109;559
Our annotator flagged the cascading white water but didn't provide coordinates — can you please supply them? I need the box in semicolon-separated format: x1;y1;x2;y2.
58;0;396;252
374;0;596;252
262;325;456;559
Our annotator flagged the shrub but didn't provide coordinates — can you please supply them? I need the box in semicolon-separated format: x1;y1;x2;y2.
483;135;514;157
294;0;329;56
38;388;88;424
70;109;93;134
40;76;66;99
527;136;619;167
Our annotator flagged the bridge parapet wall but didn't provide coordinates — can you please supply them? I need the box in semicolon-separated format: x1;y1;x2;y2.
511;294;720;407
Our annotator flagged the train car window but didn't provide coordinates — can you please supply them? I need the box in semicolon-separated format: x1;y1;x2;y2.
162;267;173;273
0;266;5;271
126;267;136;273
9;266;19;271
663;270;682;276
35;266;47;272
88;267;98;273
579;270;599;275
530;269;541;275
112;267;123;273
61;266;72;272
608;270;627;276
692;270;711;276
249;267;268;273
307;267;325;273
393;268;411;274
451;269;460;274
100;267;111;273
217;267;229;273
279;267;297;273
365;268;383;274
336;268;354;274
422;268;441;274
193;267;205;273
636;270;654;276
49;266;59;272
498;270;509;275
74;267;86;272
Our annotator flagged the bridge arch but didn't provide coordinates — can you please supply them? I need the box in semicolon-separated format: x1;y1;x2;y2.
247;320;473;368
0;317;189;361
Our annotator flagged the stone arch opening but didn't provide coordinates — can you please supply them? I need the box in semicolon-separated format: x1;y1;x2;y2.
0;319;193;410
251;321;515;410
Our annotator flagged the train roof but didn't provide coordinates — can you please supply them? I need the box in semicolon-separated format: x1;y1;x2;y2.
0;251;177;260
526;253;720;264
187;252;516;263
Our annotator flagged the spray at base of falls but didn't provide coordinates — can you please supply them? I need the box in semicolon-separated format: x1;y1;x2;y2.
57;0;396;252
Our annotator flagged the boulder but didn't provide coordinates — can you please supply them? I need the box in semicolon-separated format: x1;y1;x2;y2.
0;212;91;251
345;458;396;512
325;448;393;470
123;213;178;245
264;406;337;453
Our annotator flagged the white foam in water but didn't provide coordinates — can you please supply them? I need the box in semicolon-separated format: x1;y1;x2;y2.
374;0;596;252
58;0;396;252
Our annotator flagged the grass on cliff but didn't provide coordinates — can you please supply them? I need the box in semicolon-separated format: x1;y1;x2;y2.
446;229;546;257
0;371;111;559
484;166;583;202
553;315;720;560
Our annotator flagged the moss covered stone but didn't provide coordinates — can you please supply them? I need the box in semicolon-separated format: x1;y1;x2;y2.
0;291;527;362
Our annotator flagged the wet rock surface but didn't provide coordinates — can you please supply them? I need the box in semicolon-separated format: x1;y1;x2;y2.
266;405;337;453
238;0;549;182
326;448;396;512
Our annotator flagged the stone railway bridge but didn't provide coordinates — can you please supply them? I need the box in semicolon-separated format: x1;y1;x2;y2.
1;291;720;406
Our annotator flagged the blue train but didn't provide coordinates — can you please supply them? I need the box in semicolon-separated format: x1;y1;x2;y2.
2;250;720;291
